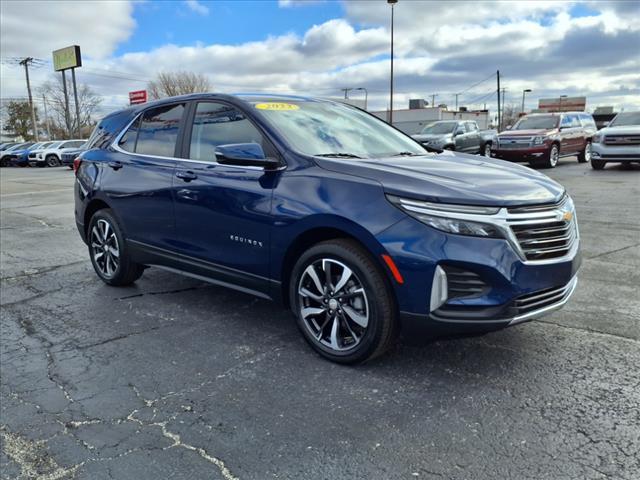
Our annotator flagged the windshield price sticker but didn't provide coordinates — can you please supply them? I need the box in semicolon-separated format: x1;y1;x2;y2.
255;103;300;111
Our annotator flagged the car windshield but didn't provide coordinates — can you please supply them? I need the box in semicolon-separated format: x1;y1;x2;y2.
610;112;640;127
48;141;63;148
14;142;35;150
513;115;559;130
251;100;426;159
420;122;457;134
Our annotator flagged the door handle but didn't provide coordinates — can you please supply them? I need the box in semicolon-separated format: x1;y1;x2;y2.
108;161;123;170
176;171;198;182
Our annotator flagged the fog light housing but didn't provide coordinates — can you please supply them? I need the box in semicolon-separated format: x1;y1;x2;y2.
430;266;448;312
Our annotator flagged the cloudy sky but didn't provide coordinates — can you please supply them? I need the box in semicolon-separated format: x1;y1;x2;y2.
1;0;639;117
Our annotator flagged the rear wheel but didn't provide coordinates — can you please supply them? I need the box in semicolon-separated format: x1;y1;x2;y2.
591;159;606;170
289;239;398;364
88;209;144;286
578;142;591;163
46;155;59;167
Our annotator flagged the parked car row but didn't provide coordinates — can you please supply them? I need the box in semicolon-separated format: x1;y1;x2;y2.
411;111;639;171
0;139;87;168
411;120;496;157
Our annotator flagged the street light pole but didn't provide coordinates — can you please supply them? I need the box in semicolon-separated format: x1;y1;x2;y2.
19;57;39;141
521;89;532;115
355;87;368;110
388;0;397;124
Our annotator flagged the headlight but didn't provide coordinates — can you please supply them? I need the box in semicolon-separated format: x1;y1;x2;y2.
533;136;545;145
592;134;602;144
387;195;505;238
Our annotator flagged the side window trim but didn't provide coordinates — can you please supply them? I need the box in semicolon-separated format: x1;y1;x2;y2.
112;102;187;160
181;100;282;166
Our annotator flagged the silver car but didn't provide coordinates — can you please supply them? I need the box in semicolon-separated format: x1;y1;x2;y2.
591;111;640;170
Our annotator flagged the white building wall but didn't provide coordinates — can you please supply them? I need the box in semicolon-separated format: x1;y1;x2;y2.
370;108;490;134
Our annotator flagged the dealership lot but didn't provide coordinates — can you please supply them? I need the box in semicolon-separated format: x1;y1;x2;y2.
1;162;639;479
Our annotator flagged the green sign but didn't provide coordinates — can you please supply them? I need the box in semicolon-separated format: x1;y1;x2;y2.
52;45;82;71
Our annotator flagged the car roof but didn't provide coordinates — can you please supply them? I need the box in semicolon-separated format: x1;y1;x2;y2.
104;92;326;119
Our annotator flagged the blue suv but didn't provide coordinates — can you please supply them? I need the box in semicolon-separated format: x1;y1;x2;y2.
75;94;580;363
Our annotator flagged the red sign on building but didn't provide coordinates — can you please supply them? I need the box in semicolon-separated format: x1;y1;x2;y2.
129;90;147;105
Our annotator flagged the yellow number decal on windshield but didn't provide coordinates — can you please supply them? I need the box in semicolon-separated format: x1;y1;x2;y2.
255;103;300;111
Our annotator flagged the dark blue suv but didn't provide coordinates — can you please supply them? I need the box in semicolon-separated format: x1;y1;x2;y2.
75;94;580;363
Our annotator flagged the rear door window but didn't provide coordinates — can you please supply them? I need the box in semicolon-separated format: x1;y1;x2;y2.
120;103;185;157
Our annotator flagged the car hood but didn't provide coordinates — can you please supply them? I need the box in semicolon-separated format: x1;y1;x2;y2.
498;129;556;137
411;133;452;142
315;151;564;207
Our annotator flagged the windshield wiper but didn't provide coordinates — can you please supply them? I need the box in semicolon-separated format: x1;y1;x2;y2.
314;153;363;159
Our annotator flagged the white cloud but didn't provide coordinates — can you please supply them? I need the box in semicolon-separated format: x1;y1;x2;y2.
0;0;135;60
185;0;210;16
1;0;638;117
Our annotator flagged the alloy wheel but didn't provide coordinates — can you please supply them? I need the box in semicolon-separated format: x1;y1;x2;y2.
297;258;369;352
584;142;591;162
484;144;492;157
46;156;58;167
550;145;559;167
90;219;120;278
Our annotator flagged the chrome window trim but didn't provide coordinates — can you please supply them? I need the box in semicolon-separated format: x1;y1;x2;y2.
111;109;286;172
391;195;579;265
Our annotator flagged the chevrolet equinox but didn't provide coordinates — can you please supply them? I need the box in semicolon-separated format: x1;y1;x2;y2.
74;94;581;363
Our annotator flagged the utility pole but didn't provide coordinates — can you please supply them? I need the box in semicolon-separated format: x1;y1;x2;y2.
455;93;460;111
341;88;352;99
19;57;39;141
42;94;51;139
501;88;507;127
431;94;437;107
496;70;501;131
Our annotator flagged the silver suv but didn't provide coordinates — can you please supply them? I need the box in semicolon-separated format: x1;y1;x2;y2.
591;111;640;170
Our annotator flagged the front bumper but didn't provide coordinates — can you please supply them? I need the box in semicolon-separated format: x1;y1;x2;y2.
378;214;581;336
491;145;549;161
591;143;640;162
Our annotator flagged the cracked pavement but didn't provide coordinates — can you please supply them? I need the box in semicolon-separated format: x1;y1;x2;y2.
1;163;639;479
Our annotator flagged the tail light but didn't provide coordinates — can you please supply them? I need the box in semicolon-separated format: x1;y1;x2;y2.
73;157;82;174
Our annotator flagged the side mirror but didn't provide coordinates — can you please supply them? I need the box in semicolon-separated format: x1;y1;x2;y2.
214;143;280;169
455;129;465;136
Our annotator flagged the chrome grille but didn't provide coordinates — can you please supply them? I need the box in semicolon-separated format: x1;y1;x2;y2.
514;279;576;316
603;135;640;146
498;136;533;149
506;196;578;261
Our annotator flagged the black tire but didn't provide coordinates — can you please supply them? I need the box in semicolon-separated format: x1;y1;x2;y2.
481;142;492;157
540;143;559;168
46;155;59;167
591;159;606;170
87;209;144;286
578;141;591;163
289;239;398;364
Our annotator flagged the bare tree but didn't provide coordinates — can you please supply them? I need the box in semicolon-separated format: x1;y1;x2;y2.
39;76;102;138
147;71;212;100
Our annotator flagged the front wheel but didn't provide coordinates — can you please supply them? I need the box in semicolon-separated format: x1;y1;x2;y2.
87;209;144;286
482;143;492;157
289;239;398;364
46;155;59;167
578;142;591;163
542;144;559;168
591;159;606;170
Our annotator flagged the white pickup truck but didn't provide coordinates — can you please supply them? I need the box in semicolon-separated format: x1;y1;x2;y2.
591;111;640;170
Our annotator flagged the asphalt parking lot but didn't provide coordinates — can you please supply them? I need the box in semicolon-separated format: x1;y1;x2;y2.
1;160;639;480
